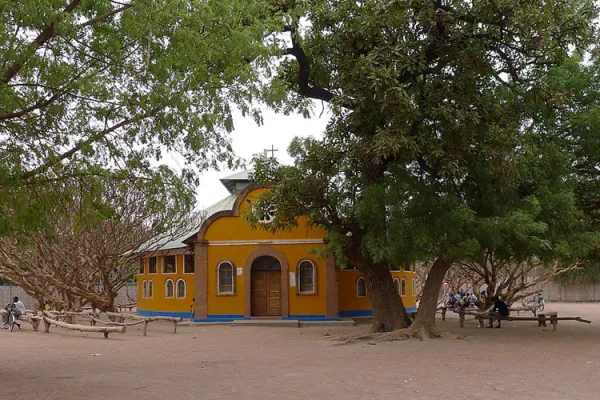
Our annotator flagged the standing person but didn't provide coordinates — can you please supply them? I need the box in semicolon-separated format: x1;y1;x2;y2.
189;298;195;321
487;296;509;328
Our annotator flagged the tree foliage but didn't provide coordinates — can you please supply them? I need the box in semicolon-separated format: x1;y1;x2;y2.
0;0;275;235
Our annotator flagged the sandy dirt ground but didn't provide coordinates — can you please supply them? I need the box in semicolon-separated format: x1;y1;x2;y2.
1;302;600;400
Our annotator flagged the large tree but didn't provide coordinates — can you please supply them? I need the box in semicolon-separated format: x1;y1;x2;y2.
0;0;273;235
254;0;597;334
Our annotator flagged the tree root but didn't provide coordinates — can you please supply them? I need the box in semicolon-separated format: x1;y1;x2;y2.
331;323;465;345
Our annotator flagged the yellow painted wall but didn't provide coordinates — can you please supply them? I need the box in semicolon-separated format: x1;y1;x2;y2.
137;254;195;313
204;188;329;317
138;187;418;317
204;188;324;242
206;244;327;316
338;269;417;312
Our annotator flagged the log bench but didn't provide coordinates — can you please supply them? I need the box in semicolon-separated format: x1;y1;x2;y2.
438;305;480;321
457;310;590;331
115;304;136;312
131;316;182;336
42;316;125;338
537;311;558;328
0;310;42;331
508;306;537;316
90;314;182;336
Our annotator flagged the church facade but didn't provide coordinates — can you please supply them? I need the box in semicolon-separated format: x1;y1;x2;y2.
137;172;417;321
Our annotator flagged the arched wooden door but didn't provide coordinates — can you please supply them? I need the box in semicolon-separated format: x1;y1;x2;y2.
251;256;282;317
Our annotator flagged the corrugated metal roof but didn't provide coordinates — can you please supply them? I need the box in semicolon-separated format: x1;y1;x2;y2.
220;170;252;194
138;194;238;253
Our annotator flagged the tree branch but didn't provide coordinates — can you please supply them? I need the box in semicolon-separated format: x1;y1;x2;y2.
1;0;82;85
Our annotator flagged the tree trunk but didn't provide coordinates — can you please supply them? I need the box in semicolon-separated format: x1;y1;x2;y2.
341;229;411;333
411;257;452;338
359;262;412;332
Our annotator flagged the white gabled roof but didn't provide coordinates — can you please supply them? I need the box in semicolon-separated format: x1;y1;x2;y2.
220;170;252;194
140;170;253;253
203;193;238;217
138;194;238;253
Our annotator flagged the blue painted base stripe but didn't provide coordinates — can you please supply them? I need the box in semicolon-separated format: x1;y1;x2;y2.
208;314;245;319
340;309;372;318
139;308;418;320
194;318;235;322
137;309;191;318
192;314;245;323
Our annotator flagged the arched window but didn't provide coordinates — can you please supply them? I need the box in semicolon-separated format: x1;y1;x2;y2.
401;278;407;297
217;261;235;294
165;279;174;298
412;279;417;296
298;260;316;293
142;280;147;298
176;279;186;298
148;280;153;298
393;278;400;294
357;277;367;297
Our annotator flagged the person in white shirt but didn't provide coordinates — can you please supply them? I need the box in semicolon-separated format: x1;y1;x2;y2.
2;296;25;329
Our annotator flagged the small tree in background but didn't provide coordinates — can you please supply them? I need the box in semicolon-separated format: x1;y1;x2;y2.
0;177;200;312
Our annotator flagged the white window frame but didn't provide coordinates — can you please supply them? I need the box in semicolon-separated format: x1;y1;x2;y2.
412;278;417;296
356;277;367;297
147;280;154;298
217;261;235;295
393;277;400;294
142;280;147;298
401;278;407;297
148;257;158;275
165;279;174;298
297;260;317;294
184;253;195;274
139;259;145;275
176;279;186;298
162;255;177;275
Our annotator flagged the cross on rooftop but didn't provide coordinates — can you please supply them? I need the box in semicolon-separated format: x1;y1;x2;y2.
263;145;279;159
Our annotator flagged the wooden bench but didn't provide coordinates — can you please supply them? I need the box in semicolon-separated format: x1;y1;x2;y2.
0;310;42;331
537;311;558;328
438;305;480;321
509;306;537;316
115;304;136;313
457;310;590;331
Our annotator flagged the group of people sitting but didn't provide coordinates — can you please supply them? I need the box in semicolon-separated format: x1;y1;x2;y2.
446;290;482;310
444;290;510;328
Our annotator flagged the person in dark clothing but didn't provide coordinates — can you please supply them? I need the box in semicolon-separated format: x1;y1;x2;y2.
487;296;510;328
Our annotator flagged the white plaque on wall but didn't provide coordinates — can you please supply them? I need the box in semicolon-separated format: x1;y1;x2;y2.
237;267;243;276
289;272;296;287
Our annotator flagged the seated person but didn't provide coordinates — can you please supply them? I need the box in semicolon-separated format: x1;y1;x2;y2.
446;293;456;306
487;296;509;328
2;296;25;329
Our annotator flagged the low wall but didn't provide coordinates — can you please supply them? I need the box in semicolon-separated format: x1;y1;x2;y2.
538;281;600;302
0;284;138;309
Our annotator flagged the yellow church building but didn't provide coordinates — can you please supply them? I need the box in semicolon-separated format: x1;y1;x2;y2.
137;172;417;321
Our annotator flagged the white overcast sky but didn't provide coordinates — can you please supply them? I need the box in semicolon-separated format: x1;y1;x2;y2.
190;106;330;209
